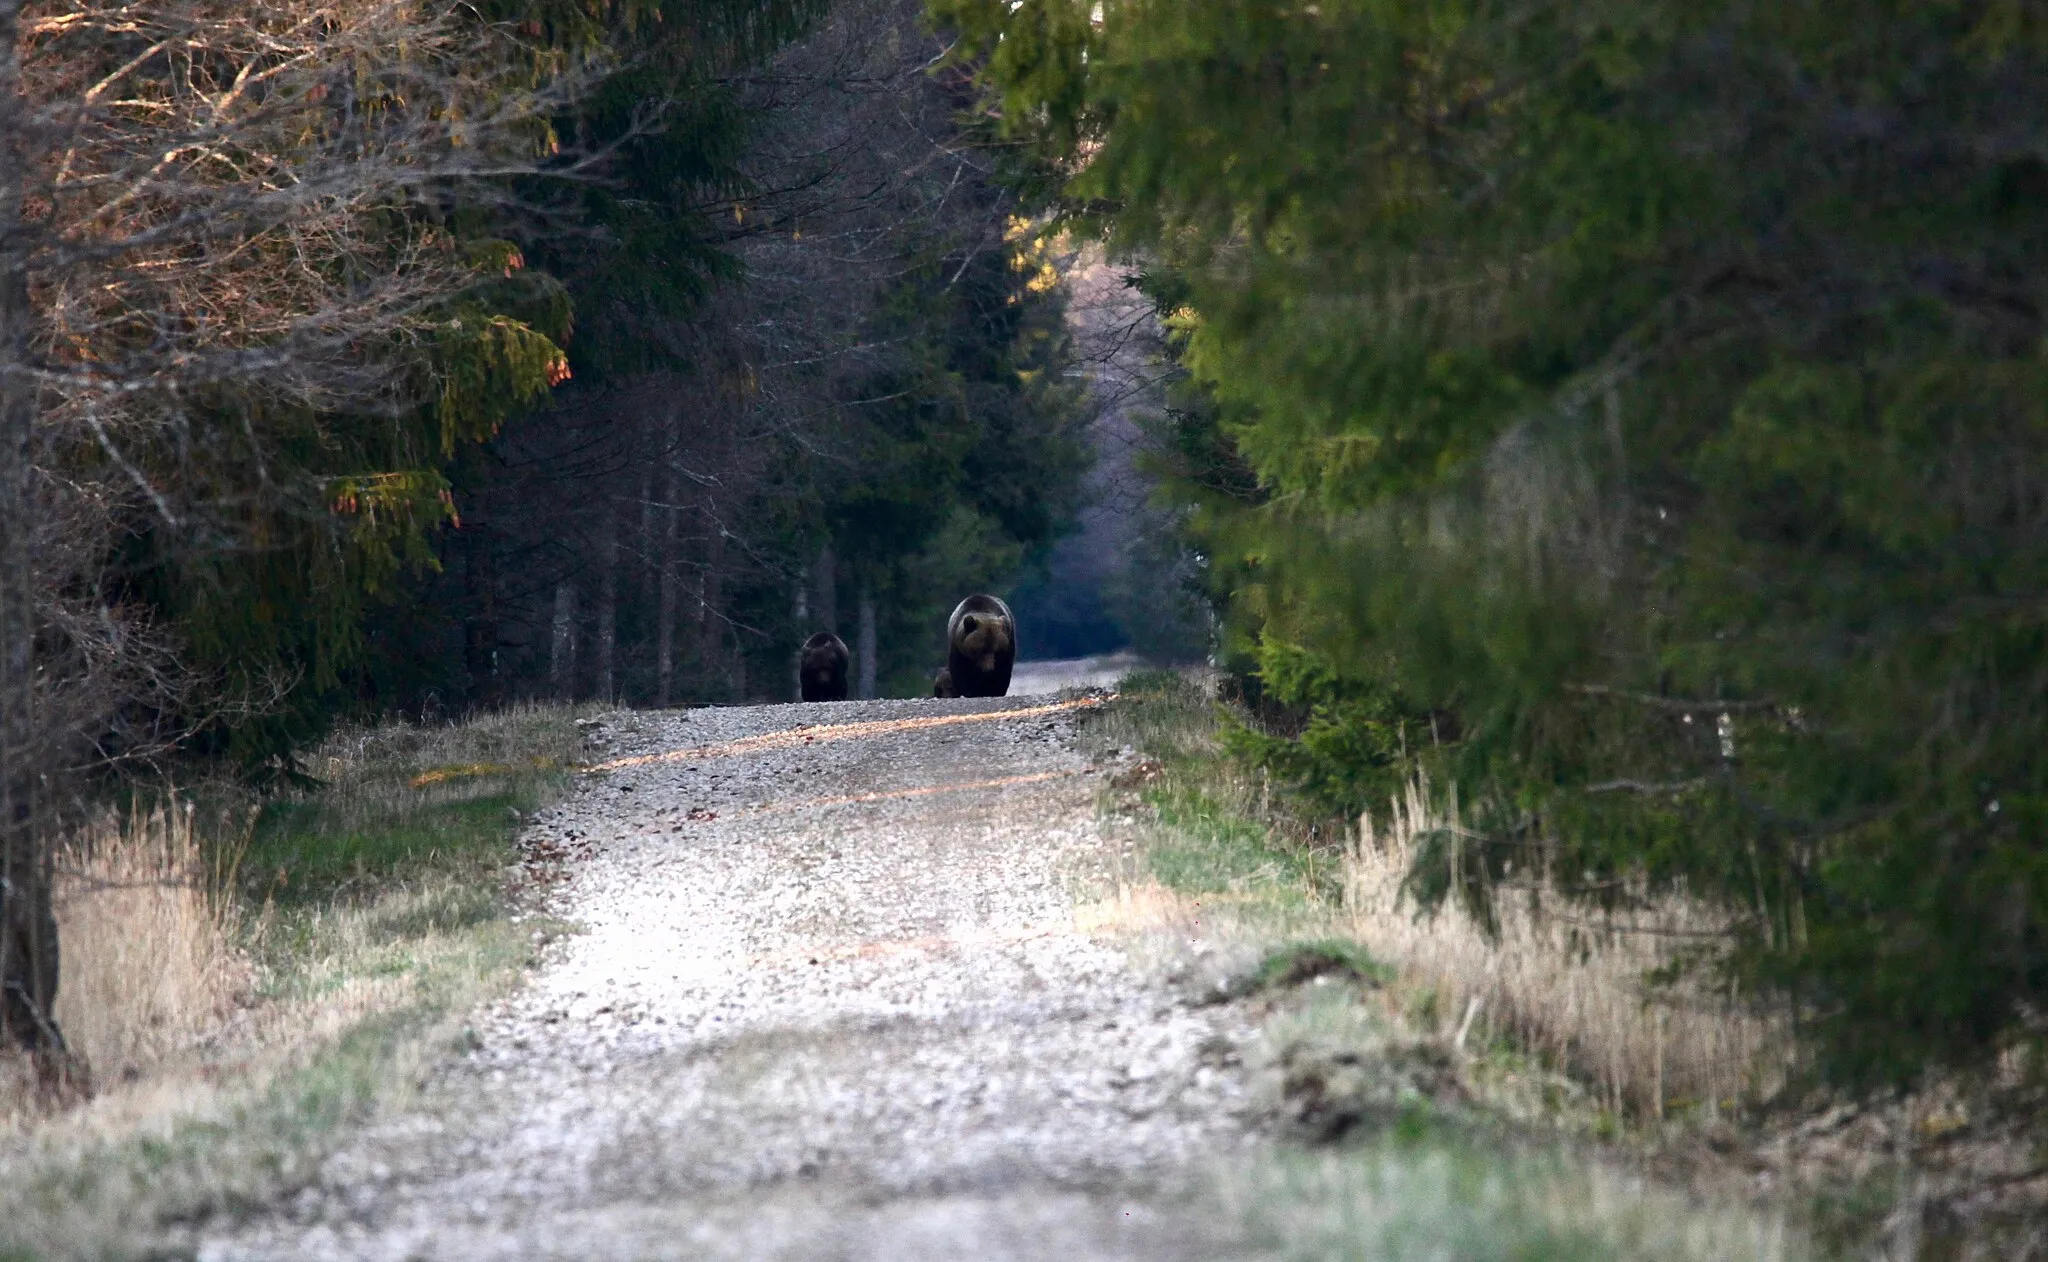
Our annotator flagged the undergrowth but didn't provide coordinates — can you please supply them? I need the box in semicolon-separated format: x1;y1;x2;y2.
0;702;591;1262
1094;670;1790;1122
1095;669;2048;1259
1095;669;1339;910
1090;671;1811;1254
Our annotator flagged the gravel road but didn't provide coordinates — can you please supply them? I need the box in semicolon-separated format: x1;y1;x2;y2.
198;688;1265;1261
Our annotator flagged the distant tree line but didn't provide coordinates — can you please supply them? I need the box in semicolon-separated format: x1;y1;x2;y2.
353;0;1091;723
938;0;2048;1088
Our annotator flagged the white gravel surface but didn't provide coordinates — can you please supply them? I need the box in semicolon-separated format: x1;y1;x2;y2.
1006;655;1153;696
197;691;1264;1261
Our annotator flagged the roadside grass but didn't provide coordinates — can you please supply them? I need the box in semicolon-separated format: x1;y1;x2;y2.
0;702;591;1262
244;703;584;906
1091;669;1336;915
39;805;248;1095
1349;775;1793;1127
0;910;534;1261
1089;669;1787;1124
1206;1139;1802;1262
1087;670;1811;1257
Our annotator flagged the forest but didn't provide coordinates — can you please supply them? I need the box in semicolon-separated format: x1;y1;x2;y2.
4;0;2045;1127
0;0;1112;1050
936;0;2048;1094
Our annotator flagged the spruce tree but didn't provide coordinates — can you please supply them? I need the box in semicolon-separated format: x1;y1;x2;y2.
938;0;2048;1084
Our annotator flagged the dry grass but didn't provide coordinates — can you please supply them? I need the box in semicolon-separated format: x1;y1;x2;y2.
1098;673;2040;1255
1346;773;1794;1122
51;805;249;1085
1209;1140;1804;1261
0;805;248;1115
1091;671;1793;1124
0;705;583;1260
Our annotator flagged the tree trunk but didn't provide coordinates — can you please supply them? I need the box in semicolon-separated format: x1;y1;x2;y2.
463;523;501;707
0;0;61;1055
813;542;837;634
857;587;877;700
637;412;658;609
594;505;617;704
791;563;810;701
549;580;579;699
698;511;727;698
655;461;678;708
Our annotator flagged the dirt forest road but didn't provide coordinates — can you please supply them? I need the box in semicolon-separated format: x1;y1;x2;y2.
199;676;1271;1261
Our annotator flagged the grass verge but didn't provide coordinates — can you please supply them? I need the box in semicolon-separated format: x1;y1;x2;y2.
0;703;591;1262
1087;670;1812;1256
1092;669;1332;919
1207;1140;1801;1260
1093;669;2048;1257
1091;670;1788;1120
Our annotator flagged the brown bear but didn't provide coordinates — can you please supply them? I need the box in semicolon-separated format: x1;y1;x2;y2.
932;667;957;698
799;631;850;702
944;594;1015;698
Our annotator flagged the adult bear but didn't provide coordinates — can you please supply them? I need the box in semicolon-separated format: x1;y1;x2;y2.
799;631;850;702
944;594;1015;698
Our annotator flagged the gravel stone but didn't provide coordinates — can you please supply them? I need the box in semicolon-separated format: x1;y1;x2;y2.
198;691;1259;1260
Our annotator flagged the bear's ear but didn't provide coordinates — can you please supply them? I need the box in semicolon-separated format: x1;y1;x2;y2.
962;615;978;633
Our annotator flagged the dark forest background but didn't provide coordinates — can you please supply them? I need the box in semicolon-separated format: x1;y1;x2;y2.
343;0;1099;728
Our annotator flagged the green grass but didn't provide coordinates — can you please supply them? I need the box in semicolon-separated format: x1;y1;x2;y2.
1093;668;1219;767
1091;669;1339;910
246;786;548;905
1144;782;1316;898
1209;1141;1802;1261
0;704;590;1261
1096;670;1811;1260
238;703;587;906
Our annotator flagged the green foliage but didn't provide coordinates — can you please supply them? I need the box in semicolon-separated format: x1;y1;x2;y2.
151;280;573;766
817;221;1093;693
513;0;826;382
1221;636;1433;822
940;0;2048;1085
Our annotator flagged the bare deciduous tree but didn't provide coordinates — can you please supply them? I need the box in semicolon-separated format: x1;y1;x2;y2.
0;0;603;1059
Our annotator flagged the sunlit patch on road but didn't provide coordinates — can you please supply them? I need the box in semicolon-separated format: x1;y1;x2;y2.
747;769;1083;815
585;693;1113;773
624;772;1086;839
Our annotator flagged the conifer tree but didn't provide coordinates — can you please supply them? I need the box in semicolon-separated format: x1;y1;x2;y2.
358;0;1088;710
938;0;2048;1084
0;0;627;1051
